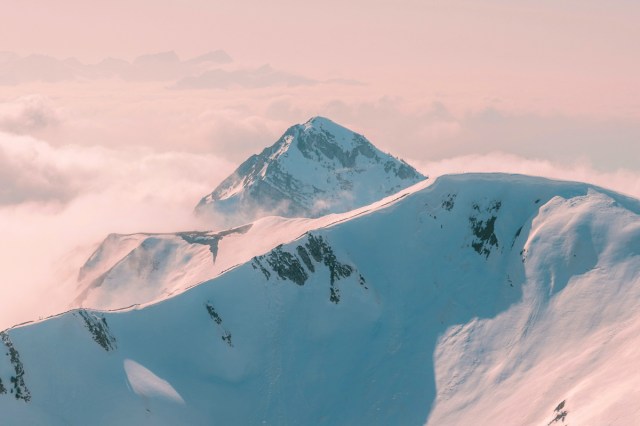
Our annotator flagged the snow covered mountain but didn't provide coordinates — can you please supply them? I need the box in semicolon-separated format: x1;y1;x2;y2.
2;174;639;425
195;116;425;224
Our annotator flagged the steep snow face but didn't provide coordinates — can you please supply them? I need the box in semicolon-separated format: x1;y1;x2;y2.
195;116;425;224
1;174;639;425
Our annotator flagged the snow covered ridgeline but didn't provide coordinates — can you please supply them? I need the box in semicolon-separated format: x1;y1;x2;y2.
74;224;253;309
1;174;639;425
195;116;425;224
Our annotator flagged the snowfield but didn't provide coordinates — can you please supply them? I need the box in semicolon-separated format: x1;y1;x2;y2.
1;173;639;425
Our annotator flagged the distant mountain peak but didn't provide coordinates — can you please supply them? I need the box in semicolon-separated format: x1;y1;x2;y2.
195;117;426;224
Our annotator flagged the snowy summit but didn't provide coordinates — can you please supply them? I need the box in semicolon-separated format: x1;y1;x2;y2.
195;116;425;224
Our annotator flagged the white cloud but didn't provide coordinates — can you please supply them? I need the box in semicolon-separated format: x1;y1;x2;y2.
0;133;79;205
0;95;60;135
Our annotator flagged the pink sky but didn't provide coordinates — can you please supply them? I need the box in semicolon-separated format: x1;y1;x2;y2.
1;1;638;166
0;0;639;328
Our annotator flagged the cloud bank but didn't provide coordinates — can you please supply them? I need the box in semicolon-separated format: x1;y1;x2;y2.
0;95;60;135
0;131;234;329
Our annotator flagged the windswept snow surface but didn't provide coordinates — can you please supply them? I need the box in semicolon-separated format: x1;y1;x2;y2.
1;174;639;425
194;116;425;225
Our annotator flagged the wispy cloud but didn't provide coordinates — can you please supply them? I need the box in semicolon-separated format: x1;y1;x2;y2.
0;50;233;85
0;51;363;91
171;64;317;90
121;50;232;82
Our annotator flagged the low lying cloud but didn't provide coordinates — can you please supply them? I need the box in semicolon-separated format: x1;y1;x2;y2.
0;133;79;205
0;130;235;210
0;95;60;135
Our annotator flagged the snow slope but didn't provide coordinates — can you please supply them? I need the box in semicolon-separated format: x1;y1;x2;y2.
194;116;425;225
1;174;639;425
